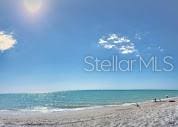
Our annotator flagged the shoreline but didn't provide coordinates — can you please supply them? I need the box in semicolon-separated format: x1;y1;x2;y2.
0;97;176;113
0;96;176;113
0;97;178;127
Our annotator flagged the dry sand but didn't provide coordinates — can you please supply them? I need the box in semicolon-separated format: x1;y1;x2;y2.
0;98;178;127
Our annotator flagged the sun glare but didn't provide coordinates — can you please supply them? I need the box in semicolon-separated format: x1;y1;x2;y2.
24;0;42;14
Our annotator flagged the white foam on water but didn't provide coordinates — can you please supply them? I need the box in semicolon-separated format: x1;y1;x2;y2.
16;103;137;113
17;106;106;113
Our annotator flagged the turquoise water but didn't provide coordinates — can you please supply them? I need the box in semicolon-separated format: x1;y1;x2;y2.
0;90;178;111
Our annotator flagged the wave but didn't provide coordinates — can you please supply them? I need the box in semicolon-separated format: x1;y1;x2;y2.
17;106;106;113
0;102;140;113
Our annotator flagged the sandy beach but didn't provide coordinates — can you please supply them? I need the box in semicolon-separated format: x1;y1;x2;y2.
0;98;178;127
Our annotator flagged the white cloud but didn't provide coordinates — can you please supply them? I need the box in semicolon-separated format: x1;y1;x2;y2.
158;46;164;52
98;38;107;44
135;33;142;40
0;31;16;52
147;44;164;53
107;34;118;41
119;45;136;54
98;34;137;55
103;44;115;49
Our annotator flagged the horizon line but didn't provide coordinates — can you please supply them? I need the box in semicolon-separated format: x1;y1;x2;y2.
0;88;178;94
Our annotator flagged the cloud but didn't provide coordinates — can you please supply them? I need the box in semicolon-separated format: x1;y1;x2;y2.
135;33;142;40
0;31;16;52
134;32;150;41
158;46;164;52
98;34;137;55
147;44;164;53
119;45;136;54
98;33;165;57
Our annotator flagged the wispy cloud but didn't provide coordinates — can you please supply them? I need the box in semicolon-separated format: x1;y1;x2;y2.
135;33;142;40
98;34;137;55
0;31;16;52
147;44;164;53
98;33;166;57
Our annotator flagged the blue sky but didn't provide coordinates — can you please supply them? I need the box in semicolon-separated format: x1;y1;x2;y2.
0;0;178;93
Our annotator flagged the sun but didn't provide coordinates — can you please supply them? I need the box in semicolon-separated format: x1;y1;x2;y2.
24;0;42;14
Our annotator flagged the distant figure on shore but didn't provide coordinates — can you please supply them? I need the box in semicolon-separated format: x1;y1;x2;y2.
153;98;162;102
136;103;140;108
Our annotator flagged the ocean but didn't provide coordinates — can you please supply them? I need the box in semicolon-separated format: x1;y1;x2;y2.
0;90;178;112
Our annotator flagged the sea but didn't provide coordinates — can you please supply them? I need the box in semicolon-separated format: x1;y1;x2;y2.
0;90;178;112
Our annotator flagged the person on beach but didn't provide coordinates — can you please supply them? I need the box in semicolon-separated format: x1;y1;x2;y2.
136;103;140;107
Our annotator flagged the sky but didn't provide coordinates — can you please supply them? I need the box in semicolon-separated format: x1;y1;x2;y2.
0;0;178;93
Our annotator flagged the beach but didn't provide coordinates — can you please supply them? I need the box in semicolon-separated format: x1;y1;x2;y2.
0;98;178;127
